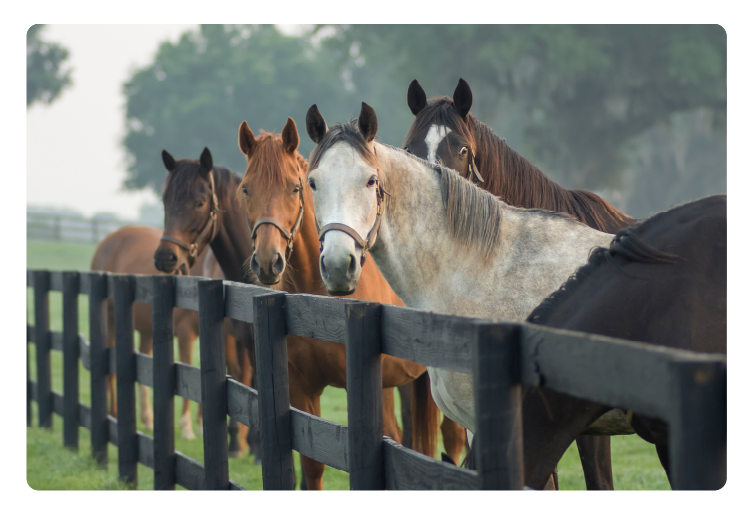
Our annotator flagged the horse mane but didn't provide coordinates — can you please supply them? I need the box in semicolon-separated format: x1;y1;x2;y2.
240;131;310;198
163;159;242;209
404;97;632;232
527;220;679;326
309;120;380;172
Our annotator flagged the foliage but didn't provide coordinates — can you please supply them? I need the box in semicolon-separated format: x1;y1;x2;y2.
27;24;72;107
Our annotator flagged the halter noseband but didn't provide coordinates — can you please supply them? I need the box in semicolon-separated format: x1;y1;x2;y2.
317;146;388;266
160;169;220;267
246;162;305;261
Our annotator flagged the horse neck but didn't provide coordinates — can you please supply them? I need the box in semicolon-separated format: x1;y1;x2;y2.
209;184;256;284
283;185;327;295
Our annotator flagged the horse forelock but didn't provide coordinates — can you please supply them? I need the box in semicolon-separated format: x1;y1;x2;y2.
309;119;380;175
241;131;308;198
404;97;477;157
163;160;239;210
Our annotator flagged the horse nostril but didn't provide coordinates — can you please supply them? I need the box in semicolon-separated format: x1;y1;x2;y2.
320;255;329;280
167;252;177;264
347;254;357;279
250;254;261;276
271;253;285;276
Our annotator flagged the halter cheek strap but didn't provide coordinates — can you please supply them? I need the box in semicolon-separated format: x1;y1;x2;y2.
467;150;484;184
160;170;220;268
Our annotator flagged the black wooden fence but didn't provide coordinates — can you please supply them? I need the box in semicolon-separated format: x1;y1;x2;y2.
26;269;727;490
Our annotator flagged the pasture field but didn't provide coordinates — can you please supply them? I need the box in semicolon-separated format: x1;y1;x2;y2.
26;241;670;490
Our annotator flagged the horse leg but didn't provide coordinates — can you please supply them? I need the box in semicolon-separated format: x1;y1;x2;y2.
176;317;197;440
440;416;466;466
224;324;248;456
397;384;412;448
289;365;324;490
575;435;614;490
382;387;403;443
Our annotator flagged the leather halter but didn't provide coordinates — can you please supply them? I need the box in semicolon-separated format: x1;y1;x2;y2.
247;162;305;261
318;146;388;266
160;169;220;265
466;149;484;184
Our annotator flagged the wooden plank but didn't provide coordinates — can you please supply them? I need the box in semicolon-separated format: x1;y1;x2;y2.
285;293;352;343
290;407;349;471
27;329;32;426
669;360;727;490
114;274;138;486
152;274;176;490
50;331;63;351
519;323;727;420
27;269;33;287
472;323;523;490
134;275;153;303
30;379;37;402
229;480;246;491
138;432;155;470
175;452;206;490
253;292;295;490
135;352;153;388
50;271;64;291
175;362;202;403
175;276;204;311
108;346;117;375
79;402;91;430
79;335;90;370
227;379;259;429
78;272;90;295
28;325;35;342
198;279;229;490
52;389;63;416
224;281;273;323
63;271;80;450
88;272;109;466
108;416;119;446
106;274;116;299
345;301;385;490
383;438;480;490
34;271;52;428
381;305;480;373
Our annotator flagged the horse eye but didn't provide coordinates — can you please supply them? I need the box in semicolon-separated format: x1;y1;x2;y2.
242;185;248;196
308;179;316;191
367;178;377;187
196;200;205;208
293;185;300;194
459;147;468;156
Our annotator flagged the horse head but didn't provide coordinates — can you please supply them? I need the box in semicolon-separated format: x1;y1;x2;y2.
238;118;306;285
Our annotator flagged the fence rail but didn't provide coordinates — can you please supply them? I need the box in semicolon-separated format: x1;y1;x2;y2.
27;212;147;245
26;269;726;490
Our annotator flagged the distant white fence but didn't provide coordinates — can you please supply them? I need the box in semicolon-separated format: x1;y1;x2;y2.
27;212;135;245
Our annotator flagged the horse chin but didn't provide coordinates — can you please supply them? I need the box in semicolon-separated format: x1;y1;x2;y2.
173;263;189;276
259;274;282;286
327;288;356;297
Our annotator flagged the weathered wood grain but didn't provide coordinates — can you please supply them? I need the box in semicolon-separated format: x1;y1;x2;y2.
134;275;154;303
79;402;91;430
51;331;63;352
286;293;355;343
175;276;204;311
152;274;176;490
138;432;155;470
50;271;64;292
114;274;137;485
224;281;272;323
381;305;481;373
135;353;153;388
175;452;206;490
290;408;349;472
63;271;80;450
227;379;259;430
78;272;90;294
79;335;90;370
88;272;109;466
175;362;202;403
108;416;118;447
383;438;480;490
34;271;52;428
52;389;63;416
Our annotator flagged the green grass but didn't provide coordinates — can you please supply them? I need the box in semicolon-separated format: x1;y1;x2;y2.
26;241;671;490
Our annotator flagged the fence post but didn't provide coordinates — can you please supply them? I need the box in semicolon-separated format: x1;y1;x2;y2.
27;270;33;427
345;301;385;490
114;274;138;487
63;272;80;450
668;360;727;490
253;291;295;490
33;271;52;428
153;274;176;490
198;279;229;490
88;272;109;467
472;323;524;490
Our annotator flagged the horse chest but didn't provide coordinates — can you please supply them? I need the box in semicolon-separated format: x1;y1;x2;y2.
427;367;476;433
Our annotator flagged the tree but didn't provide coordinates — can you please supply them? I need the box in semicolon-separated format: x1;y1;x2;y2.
123;24;353;193
27;24;72;107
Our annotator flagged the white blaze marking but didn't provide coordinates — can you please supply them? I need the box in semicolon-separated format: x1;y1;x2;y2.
425;124;452;165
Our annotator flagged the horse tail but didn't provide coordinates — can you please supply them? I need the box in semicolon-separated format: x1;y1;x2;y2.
411;372;441;458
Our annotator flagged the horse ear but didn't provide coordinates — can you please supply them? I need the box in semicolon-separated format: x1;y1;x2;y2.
452;78;473;118
281;117;300;154
358;102;378;143
199;147;213;175
407;79;427;116
238;121;257;158
162;150;177;172
306;104;328;144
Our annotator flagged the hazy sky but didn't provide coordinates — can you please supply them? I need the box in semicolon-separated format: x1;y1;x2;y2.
27;25;197;218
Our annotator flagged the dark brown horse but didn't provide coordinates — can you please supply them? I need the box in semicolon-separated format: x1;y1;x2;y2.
404;78;637;489
236;119;465;488
463;195;726;489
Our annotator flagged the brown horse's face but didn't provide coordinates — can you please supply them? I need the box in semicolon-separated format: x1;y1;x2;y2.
238;118;303;285
154;149;216;275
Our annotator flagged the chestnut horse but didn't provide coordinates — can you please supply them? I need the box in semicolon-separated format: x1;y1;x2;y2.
90;226;243;441
403;78;638;490
236;118;469;489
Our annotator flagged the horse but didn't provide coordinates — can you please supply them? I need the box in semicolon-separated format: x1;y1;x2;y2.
459;195;727;489
90;226;243;441
153;150;261;459
403;78;638;489
236;118;465;488
304;102;623;489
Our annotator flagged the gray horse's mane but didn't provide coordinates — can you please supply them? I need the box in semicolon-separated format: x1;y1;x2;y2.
383;143;577;263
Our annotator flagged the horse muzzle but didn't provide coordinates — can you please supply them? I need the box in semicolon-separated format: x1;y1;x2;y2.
319;233;362;295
